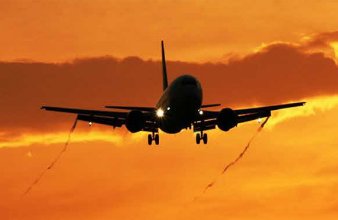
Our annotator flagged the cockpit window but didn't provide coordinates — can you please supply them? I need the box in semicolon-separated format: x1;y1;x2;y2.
182;77;197;86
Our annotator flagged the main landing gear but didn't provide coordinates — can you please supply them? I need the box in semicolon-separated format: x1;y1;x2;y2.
148;132;159;145
196;131;208;144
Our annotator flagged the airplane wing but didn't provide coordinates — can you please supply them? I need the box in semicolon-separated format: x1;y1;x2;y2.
193;102;305;132
41;106;156;129
41;106;128;118
233;102;306;115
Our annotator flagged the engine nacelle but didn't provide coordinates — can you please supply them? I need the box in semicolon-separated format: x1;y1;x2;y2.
217;108;238;131
125;110;144;133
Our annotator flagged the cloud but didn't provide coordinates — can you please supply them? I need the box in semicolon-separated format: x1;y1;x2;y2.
298;31;338;60
0;127;146;148
0;131;121;148
0;36;338;138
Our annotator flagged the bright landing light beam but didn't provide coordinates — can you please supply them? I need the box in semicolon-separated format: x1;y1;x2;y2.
156;108;164;118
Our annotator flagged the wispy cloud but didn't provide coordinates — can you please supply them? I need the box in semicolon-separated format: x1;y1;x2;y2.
0;131;126;148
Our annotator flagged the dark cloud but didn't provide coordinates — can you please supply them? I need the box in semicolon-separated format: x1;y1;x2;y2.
0;43;337;134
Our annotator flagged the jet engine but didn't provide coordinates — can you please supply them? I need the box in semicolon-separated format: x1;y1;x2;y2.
125;110;144;133
217;108;238;131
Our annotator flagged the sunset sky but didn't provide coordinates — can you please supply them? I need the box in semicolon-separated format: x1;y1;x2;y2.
1;0;338;219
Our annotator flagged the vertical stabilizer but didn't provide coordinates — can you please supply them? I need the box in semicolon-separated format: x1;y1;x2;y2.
161;40;168;91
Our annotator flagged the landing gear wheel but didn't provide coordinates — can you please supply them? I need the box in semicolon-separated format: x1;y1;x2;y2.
148;133;159;146
202;133;208;144
148;134;153;145
196;133;201;144
154;134;159;145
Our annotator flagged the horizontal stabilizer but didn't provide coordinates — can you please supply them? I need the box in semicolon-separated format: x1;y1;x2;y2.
105;105;155;111
201;104;221;108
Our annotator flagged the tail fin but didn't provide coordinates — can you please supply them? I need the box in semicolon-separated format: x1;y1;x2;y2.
161;40;168;91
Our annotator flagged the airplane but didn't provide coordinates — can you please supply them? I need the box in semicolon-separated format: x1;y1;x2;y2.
41;41;305;145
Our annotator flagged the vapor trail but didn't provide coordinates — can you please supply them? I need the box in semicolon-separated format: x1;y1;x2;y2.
22;117;78;196
200;116;270;196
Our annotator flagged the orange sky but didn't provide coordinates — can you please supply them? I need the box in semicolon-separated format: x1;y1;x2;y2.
1;0;338;62
1;1;338;220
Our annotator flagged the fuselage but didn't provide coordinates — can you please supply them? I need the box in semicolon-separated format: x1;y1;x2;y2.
156;74;202;133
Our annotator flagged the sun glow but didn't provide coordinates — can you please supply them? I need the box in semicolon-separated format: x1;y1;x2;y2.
0;131;124;148
330;41;338;62
267;95;338;128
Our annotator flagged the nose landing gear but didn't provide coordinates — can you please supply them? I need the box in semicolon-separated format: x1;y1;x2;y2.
196;131;208;144
148;132;159;145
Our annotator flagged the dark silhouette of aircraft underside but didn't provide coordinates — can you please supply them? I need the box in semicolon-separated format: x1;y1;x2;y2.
42;41;305;145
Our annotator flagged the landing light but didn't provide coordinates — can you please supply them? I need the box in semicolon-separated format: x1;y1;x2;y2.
258;118;262;123
156;108;164;118
198;109;204;115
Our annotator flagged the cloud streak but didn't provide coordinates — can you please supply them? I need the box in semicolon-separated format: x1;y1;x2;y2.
22;117;78;196
195;116;270;199
0;130;125;148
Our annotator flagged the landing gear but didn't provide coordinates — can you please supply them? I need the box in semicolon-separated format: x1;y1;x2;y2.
196;133;201;144
202;133;208;144
148;132;160;145
196;132;208;144
148;134;152;145
154;134;159;145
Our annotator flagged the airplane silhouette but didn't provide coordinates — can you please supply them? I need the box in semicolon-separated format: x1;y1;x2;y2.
41;41;305;145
